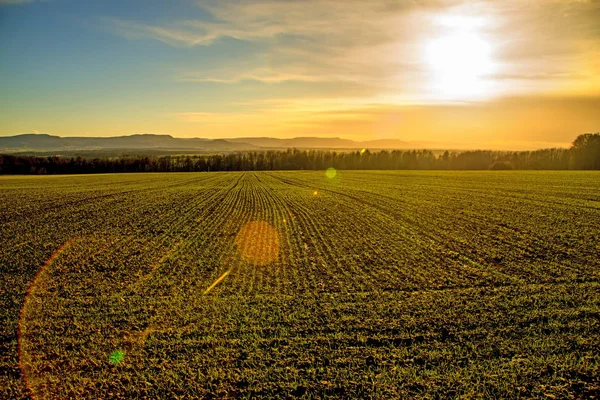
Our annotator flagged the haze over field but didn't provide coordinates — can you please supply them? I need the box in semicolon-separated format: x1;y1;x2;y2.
1;0;599;148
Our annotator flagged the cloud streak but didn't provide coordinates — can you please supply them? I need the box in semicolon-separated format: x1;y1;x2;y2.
0;0;41;4
107;0;600;103
168;94;600;148
109;0;442;93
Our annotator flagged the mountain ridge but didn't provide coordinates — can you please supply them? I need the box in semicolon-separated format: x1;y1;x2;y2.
0;133;415;153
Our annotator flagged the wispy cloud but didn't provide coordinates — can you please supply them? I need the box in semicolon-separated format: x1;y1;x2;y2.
112;1;428;47
176;67;328;84
110;19;219;47
108;0;439;92
0;0;40;4
168;94;600;147
107;0;600;101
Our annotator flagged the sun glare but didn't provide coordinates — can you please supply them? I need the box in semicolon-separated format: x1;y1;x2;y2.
425;19;495;99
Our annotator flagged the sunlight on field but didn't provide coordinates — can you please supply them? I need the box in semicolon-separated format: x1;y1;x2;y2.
235;221;280;266
6;172;600;398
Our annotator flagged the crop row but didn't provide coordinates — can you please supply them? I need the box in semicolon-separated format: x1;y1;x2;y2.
2;171;599;398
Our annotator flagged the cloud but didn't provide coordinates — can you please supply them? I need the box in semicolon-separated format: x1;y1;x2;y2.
110;19;219;47
176;67;329;84
108;0;600;101
110;0;437;87
489;72;587;81
169;94;600;147
122;0;426;46
0;0;39;4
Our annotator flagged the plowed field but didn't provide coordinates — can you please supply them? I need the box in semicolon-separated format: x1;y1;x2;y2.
1;171;599;398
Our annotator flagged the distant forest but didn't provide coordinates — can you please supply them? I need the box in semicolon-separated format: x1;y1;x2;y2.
1;133;598;174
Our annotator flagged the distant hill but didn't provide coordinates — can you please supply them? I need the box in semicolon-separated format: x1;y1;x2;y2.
0;134;258;154
0;133;418;155
225;136;403;149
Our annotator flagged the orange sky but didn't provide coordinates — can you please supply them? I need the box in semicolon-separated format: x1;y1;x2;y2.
0;0;599;149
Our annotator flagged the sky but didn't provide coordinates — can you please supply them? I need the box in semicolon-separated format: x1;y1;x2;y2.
0;0;599;149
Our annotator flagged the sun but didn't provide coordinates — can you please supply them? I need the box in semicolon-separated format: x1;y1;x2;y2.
426;30;494;99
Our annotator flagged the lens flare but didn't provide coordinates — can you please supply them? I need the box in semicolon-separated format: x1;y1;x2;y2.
360;149;367;155
109;350;125;365
325;167;337;179
235;221;280;266
19;238;78;399
203;269;231;295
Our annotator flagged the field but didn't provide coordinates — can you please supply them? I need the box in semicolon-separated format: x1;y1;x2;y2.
1;171;599;399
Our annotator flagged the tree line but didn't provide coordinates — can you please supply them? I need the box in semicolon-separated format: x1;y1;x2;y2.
1;133;598;174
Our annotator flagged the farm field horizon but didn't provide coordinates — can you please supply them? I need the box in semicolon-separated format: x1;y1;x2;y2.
1;171;599;398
